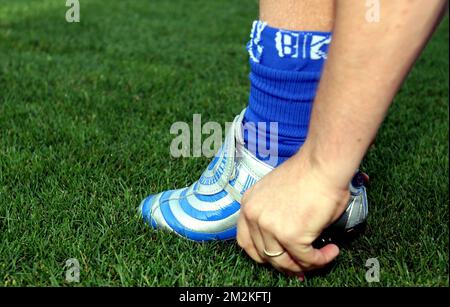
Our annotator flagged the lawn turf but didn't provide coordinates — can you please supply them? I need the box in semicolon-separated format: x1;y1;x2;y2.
0;0;448;286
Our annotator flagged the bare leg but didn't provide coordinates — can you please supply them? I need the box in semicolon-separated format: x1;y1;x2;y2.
259;0;335;31
239;0;447;274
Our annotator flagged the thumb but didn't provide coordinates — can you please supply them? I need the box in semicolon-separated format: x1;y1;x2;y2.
309;244;340;268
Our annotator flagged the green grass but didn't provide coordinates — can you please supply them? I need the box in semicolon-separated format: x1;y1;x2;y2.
0;0;448;287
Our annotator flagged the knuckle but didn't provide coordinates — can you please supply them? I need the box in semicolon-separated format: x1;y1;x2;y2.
279;229;300;246
258;216;273;232
242;204;258;222
236;234;247;249
237;241;249;251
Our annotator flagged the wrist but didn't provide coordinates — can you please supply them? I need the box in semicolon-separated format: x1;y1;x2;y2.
293;140;356;192
287;144;352;217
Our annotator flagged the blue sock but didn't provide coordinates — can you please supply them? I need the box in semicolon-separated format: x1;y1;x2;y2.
243;20;332;166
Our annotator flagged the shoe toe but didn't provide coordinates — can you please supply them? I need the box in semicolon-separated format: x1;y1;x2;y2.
140;185;239;241
139;194;158;228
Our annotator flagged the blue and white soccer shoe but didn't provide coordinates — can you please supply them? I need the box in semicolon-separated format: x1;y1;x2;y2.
139;110;369;242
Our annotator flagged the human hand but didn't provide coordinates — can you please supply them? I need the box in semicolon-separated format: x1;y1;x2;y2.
237;149;351;275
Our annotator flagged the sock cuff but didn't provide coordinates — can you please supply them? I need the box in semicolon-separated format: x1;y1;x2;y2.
247;20;332;72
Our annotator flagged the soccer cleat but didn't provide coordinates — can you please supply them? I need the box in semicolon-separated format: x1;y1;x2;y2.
139;109;369;242
314;172;369;247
